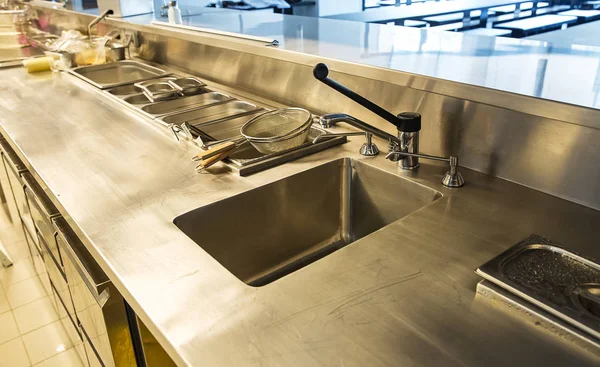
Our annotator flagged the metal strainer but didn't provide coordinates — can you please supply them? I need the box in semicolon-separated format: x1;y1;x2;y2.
240;108;313;154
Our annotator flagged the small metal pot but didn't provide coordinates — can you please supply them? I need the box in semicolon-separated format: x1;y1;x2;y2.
106;43;128;62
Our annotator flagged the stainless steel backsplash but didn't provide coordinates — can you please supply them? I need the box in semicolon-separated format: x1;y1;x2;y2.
31;7;600;210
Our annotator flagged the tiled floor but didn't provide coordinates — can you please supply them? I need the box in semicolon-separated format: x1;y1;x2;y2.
0;214;84;366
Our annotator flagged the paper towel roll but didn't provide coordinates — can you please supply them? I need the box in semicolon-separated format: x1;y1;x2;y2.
22;57;53;73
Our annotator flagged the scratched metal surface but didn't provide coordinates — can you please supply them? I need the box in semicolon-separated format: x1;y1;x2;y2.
0;68;599;366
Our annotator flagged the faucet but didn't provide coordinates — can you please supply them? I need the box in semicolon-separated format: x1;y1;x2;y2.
313;63;464;188
313;113;402;156
88;9;114;40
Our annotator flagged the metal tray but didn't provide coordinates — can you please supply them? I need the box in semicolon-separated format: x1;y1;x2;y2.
168;77;206;95
476;234;600;340
69;61;171;89
108;75;181;96
139;81;179;102
196;111;265;142
161;100;262;127
476;280;600;351
141;92;229;116
108;84;142;96
194;125;347;176
229;127;347;176
123;93;152;105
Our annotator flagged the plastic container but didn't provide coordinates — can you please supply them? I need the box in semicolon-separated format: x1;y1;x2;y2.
168;1;183;24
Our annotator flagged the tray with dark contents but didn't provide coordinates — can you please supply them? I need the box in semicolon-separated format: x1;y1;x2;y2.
476;234;600;340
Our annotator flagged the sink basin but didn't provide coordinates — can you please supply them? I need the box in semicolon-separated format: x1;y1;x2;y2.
174;158;441;286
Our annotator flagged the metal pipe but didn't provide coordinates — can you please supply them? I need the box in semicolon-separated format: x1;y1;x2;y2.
385;150;450;163
319;113;401;146
88;9;114;40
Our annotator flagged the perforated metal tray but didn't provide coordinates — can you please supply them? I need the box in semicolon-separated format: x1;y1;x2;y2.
194;124;347;176
476;234;600;340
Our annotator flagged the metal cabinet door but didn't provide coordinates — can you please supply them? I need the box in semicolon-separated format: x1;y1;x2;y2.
0;139;24;226
56;226;114;367
23;173;62;267
1;151;37;248
39;230;72;312
49;277;86;363
81;325;105;367
26;228;51;298
0;152;14;224
49;230;91;366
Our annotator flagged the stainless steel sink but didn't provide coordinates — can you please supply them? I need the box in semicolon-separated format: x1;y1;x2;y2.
174;158;441;286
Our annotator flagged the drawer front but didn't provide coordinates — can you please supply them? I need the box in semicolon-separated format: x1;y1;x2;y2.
25;185;60;260
50;279;86;363
2;154;36;242
68;264;112;367
0;162;13;224
40;232;75;317
81;324;105;367
57;231;114;367
26;229;51;297
22;173;60;250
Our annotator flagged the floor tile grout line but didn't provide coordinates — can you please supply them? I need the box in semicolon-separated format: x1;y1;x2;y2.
0;256;33;267
0;233;79;366
21;321;74;367
0;273;7;306
0;335;32;367
19;315;62;340
12;304;26;336
12;299;59;337
0;308;20;343
0;258;38;289
2;235;29;244
30;346;80;367
5;275;47;310
0;301;63;365
0;327;21;347
18;335;34;367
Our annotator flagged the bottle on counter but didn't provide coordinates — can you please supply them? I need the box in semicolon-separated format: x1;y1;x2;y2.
168;1;183;24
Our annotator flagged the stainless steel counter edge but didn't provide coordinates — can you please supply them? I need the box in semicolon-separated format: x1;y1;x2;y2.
1;68;599;366
32;6;600;131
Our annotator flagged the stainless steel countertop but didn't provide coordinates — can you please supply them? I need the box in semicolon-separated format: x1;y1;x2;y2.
1;67;599;366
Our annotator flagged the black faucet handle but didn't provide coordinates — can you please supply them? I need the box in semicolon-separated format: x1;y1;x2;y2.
313;63;329;80
313;63;421;133
397;112;421;133
313;63;407;129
